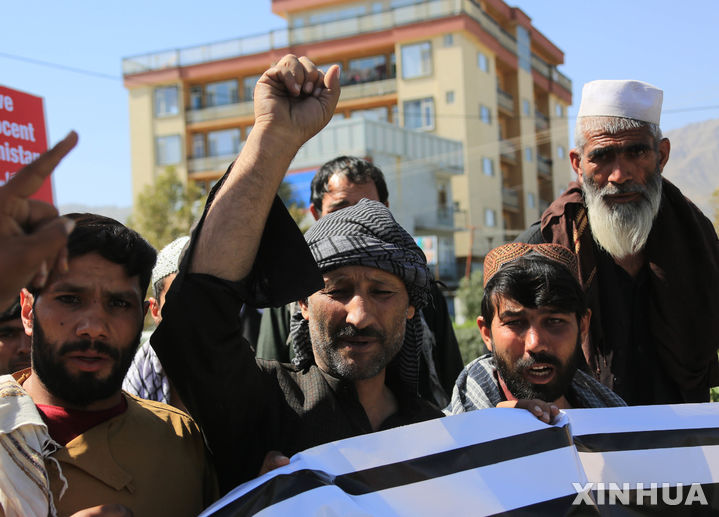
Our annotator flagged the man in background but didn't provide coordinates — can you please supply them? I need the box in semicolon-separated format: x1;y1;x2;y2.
0;297;31;374
517;80;719;404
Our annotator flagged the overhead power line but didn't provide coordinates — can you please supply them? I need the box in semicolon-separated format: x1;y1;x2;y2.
0;51;120;81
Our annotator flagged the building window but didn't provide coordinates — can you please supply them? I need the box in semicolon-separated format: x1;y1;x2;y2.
484;208;496;227
555;103;564;117
401;41;432;79
242;75;261;102
557;145;566;159
443;34;454;47
351;107;388;122
525;147;533;162
192;134;205;158
516;26;531;72
528;192;536;208
477;51;489;73
155;135;182;166
207;128;241;157
154;86;178;117
446;91;455;104
480;105;491;124
189;86;203;110
346;55;388;85
205;80;238;107
482;157;494;176
522;99;531;116
404;98;435;131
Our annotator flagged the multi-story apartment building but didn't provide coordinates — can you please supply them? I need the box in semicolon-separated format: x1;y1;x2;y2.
123;0;572;277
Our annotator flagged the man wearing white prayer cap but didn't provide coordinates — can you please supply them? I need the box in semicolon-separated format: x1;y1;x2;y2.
517;79;719;405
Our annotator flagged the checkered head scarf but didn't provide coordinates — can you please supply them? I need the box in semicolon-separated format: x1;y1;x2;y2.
290;198;431;395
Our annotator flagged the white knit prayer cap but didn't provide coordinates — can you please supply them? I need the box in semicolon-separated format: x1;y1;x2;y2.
151;236;190;291
577;80;663;125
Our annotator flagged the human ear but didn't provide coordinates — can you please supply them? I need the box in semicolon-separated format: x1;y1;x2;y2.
298;298;310;319
477;316;493;351
20;288;34;336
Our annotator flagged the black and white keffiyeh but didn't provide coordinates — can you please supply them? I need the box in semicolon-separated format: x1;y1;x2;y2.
290;199;431;395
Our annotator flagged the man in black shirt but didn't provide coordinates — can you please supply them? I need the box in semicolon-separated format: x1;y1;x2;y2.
152;55;443;494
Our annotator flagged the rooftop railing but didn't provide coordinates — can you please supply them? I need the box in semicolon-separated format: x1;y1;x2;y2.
122;0;570;93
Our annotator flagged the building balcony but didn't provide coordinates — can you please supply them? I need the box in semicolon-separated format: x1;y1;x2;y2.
497;88;514;115
415;206;456;232
531;54;572;93
124;0;524;78
337;78;397;103
537;154;552;178
502;187;520;210
188;150;244;175
186;101;254;125
535;110;549;131
290;117;464;172
499;139;517;162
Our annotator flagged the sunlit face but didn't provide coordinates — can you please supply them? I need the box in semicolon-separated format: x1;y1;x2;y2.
0;317;30;374
571;128;668;258
22;253;146;408
479;297;588;403
300;265;415;381
316;174;381;218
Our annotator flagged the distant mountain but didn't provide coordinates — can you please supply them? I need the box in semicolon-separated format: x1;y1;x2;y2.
663;118;719;222
58;204;132;224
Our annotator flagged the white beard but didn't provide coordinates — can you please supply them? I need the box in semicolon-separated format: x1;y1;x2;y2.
582;168;663;259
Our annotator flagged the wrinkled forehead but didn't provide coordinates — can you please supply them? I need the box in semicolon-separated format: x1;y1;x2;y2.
321;264;407;288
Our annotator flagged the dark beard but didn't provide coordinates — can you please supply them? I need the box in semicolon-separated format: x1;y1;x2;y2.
31;318;141;407
493;337;580;403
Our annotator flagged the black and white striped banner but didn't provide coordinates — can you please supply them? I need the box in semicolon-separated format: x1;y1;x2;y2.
201;403;719;516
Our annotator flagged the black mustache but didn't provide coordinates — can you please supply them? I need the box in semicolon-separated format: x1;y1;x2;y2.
334;325;384;340
58;340;120;361
515;351;561;370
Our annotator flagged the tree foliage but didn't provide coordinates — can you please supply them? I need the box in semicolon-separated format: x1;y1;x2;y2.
278;180;312;233
454;269;487;364
127;167;206;250
457;269;484;323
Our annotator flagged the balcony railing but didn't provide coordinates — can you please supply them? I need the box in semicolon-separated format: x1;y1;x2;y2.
537;154;552;177
339;78;398;103
415;206;456;230
123;0;570;95
502;187;519;209
496;88;514;114
186;101;255;124
535;110;549;130
499;139;516;161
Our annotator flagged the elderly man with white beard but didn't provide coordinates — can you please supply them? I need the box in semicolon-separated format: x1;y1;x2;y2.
516;80;719;405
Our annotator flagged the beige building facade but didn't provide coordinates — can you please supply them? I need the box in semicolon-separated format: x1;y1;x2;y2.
123;0;572;275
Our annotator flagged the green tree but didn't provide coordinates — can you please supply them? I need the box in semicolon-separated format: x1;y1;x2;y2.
455;269;487;364
457;269;484;323
278;180;312;233
128;167;206;250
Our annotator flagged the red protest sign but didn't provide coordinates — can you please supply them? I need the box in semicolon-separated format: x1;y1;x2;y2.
0;85;51;204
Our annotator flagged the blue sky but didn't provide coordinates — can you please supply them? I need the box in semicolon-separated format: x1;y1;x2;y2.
3;0;718;208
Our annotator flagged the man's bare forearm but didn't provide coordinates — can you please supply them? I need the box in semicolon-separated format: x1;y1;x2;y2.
190;129;298;280
188;55;340;281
